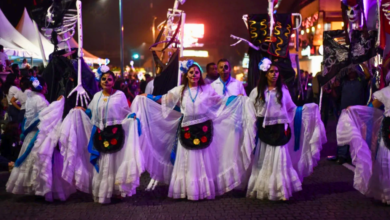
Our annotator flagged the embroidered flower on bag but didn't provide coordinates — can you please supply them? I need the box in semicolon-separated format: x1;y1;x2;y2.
184;127;189;131
103;141;110;148
184;132;191;139
193;138;200;145
98;135;102;141
112;127;118;134
110;139;117;145
202;126;208;132
201;136;207;143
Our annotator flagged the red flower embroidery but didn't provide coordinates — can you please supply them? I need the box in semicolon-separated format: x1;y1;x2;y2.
112;127;118;134
202;126;208;132
110;139;118;145
285;129;291;136
97;129;101;134
201;136;207;143
184;127;189;131
99;135;102;141
184;132;191;139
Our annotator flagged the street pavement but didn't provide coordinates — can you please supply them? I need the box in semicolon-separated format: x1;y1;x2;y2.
0;120;390;220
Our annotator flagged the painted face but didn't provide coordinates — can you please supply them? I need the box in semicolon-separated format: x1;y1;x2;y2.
100;73;115;90
187;66;201;84
346;4;361;23
218;61;231;77
265;66;279;84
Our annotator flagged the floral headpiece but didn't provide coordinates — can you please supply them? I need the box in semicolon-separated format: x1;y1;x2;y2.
30;77;42;90
258;58;272;72
180;60;203;74
96;65;110;81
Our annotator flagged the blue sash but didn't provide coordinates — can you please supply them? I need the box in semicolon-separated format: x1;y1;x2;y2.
294;106;303;151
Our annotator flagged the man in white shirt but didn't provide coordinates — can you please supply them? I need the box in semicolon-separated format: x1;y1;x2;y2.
0;45;9;67
211;59;247;96
145;79;154;94
203;62;219;84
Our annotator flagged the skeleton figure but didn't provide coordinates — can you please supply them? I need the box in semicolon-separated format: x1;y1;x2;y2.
41;0;89;107
342;0;363;31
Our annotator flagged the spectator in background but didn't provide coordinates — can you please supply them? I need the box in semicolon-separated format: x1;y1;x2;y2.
3;74;20;122
11;64;20;77
145;78;154;94
140;73;153;94
0;45;9;66
0;122;21;166
21;58;30;69
32;66;38;77
11;76;31;123
204;62;219;84
114;78;132;107
331;65;371;164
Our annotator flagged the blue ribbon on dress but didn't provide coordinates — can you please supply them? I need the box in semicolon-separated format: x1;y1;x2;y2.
87;125;100;173
294;106;303;151
15;130;40;167
220;76;231;95
128;113;142;136
226;96;237;107
20;118;40;141
147;94;162;102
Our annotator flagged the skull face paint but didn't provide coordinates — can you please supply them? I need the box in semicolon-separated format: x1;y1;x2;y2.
347;4;361;23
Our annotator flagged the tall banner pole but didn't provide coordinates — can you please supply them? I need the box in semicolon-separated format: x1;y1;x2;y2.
119;0;125;77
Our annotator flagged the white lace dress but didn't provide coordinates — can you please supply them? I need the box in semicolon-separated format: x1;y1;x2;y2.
246;87;302;200
131;85;252;200
60;90;144;204
337;87;390;204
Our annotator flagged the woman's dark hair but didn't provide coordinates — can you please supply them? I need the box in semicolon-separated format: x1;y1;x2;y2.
3;74;18;95
180;64;205;103
20;76;31;92
256;64;284;105
99;71;116;89
31;77;46;93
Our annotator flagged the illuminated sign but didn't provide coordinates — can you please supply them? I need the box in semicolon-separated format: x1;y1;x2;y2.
183;50;209;57
301;46;311;57
173;24;205;48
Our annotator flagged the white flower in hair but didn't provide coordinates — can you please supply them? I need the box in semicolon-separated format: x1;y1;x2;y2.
100;65;110;73
259;58;272;72
32;79;40;88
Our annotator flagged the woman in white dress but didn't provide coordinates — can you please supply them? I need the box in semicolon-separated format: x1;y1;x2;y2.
134;60;251;200
246;58;302;201
62;67;144;204
363;86;390;204
6;77;71;201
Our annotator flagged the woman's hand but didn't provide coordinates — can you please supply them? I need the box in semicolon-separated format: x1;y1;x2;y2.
57;95;64;101
139;93;148;97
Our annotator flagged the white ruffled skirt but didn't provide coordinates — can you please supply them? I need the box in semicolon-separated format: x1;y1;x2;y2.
131;96;252;201
60;109;144;204
246;141;302;201
367;140;390;204
6;130;39;196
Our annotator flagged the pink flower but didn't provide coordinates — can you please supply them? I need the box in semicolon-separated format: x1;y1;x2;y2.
202;126;208;132
184;127;189;131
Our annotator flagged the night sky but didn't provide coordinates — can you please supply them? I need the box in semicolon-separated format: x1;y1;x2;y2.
0;0;302;66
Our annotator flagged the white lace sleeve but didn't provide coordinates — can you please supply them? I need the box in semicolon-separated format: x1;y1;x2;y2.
161;86;183;118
